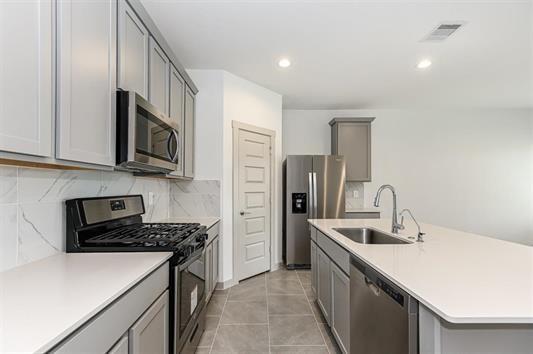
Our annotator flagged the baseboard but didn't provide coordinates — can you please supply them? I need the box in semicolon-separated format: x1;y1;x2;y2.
270;262;283;272
216;279;237;290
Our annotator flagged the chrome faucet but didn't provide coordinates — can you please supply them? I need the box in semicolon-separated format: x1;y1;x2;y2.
373;184;404;234
399;208;425;242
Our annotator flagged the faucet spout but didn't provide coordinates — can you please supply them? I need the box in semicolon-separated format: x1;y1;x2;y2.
373;184;404;234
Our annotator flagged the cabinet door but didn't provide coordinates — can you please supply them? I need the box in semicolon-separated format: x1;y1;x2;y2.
183;86;195;178
310;240;317;297
331;262;350;354
130;291;169;354
0;0;53;157
148;37;169;115
107;334;128;354
336;122;371;182
205;242;213;300
212;237;219;292
57;0;116;166
316;246;331;325
118;0;148;98
168;65;185;176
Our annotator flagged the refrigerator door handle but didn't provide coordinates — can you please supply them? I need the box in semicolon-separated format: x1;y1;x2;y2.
312;172;318;219
308;172;314;219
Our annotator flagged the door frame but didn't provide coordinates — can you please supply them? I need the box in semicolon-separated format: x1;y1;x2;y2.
232;120;276;283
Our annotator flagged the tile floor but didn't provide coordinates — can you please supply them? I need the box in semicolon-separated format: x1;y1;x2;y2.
196;267;341;353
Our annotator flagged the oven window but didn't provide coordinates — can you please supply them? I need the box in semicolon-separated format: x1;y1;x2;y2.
179;255;205;335
135;105;177;162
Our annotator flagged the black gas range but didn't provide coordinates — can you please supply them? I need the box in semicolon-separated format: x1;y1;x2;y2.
65;194;207;354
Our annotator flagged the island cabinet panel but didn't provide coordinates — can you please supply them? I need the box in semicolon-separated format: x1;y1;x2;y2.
419;304;533;354
212;236;219;291
316;246;332;325
310;240;318;296
330;262;350;354
0;0;53;157
108;334;129;354
56;0;117;166
118;0;149;98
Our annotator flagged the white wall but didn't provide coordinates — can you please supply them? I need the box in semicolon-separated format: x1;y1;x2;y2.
283;109;533;246
188;70;283;283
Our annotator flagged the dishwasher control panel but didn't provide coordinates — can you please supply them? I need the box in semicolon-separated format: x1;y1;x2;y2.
377;278;404;306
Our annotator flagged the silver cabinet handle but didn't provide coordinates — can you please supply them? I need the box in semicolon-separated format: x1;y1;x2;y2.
239;211;251;216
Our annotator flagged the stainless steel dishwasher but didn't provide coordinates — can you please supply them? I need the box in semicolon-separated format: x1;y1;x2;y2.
350;255;418;354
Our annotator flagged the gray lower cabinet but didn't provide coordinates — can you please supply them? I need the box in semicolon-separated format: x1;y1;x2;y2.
52;264;169;354
316;246;331;325
205;224;220;301
129;291;169;354
310;240;318;295
330;262;350;354
311;226;351;354
108;334;129;354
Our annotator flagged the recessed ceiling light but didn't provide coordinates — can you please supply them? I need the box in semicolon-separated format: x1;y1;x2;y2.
278;58;291;68
417;59;432;69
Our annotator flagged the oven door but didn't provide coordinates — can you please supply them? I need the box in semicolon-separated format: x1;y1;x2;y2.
174;249;206;351
117;91;179;172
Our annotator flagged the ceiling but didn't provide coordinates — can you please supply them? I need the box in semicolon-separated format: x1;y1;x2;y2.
141;0;533;109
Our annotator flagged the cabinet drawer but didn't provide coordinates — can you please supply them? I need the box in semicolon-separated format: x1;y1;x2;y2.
206;222;220;246
52;263;169;353
317;231;349;275
310;226;317;242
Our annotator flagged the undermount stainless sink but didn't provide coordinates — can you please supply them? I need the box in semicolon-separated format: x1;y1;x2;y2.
333;227;410;244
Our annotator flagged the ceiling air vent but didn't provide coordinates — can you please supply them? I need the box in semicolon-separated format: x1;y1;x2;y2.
423;22;465;42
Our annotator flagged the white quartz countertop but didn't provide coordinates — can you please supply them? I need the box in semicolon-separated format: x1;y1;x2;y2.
0;252;172;353
308;218;533;324
158;217;220;229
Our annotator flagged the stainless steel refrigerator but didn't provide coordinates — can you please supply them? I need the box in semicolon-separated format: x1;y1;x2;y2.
283;155;346;269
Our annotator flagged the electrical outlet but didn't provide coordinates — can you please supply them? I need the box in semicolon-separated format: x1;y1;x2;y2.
148;192;155;206
353;190;359;198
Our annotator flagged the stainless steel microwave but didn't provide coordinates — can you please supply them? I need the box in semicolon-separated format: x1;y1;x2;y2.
116;90;179;173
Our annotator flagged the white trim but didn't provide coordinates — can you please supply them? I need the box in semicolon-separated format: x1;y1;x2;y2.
232;120;276;284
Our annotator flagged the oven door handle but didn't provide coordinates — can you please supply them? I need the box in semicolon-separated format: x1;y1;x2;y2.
178;248;204;271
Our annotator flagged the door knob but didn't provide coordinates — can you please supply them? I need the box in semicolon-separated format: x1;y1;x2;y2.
240;210;251;216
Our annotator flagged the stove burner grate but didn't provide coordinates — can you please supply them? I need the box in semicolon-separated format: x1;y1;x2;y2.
85;223;201;244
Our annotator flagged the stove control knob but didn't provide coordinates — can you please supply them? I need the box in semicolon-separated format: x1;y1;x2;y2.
196;234;207;243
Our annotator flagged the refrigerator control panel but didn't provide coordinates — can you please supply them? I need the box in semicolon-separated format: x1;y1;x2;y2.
292;193;307;214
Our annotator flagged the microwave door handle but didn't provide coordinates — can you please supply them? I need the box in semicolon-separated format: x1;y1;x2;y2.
171;129;179;163
167;129;179;163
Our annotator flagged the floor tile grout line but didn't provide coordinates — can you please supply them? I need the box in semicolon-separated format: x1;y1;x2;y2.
208;286;230;354
296;269;332;354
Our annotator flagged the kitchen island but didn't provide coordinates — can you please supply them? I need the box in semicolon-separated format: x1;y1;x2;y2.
308;218;533;353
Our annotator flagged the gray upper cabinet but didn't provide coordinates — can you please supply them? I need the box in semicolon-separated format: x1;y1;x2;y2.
118;0;149;98
184;86;195;179
0;0;53;157
330;118;374;182
149;37;170;115
129;291;169;354
330;262;350;354
168;65;186;177
56;0;116;166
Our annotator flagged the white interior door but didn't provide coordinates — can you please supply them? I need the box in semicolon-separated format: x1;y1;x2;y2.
236;129;272;281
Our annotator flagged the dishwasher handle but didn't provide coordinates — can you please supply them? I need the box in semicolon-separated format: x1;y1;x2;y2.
364;276;381;296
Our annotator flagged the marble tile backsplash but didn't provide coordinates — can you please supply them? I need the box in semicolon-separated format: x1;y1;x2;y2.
346;182;365;210
0;166;170;272
169;180;220;217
